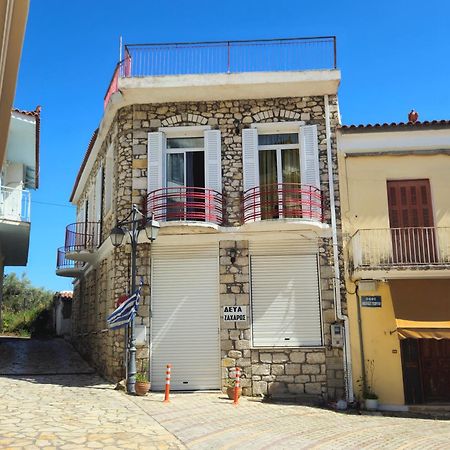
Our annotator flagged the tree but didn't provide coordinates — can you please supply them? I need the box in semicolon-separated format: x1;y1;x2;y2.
0;273;53;332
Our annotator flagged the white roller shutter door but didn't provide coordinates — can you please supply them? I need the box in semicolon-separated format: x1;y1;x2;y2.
251;254;322;347
151;250;220;390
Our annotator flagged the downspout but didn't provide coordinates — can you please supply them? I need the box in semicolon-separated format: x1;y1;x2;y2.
324;94;354;403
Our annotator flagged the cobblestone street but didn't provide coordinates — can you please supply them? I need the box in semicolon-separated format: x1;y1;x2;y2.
0;338;449;449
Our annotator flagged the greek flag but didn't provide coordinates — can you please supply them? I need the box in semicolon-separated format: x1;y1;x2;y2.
106;282;142;330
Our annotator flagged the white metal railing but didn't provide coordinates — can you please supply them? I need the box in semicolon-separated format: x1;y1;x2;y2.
0;185;31;222
350;227;450;269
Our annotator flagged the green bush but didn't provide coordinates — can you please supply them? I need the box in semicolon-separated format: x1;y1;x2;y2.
1;273;54;337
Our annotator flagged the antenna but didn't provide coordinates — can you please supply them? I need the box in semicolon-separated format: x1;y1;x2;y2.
119;35;123;61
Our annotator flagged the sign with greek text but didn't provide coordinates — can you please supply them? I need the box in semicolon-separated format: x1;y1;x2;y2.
361;295;382;307
223;306;247;322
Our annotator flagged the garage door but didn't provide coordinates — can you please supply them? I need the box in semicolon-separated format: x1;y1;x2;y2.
150;253;220;390
251;254;322;347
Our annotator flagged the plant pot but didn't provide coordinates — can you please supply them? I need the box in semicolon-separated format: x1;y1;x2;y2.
135;381;151;396
365;398;379;410
227;387;242;400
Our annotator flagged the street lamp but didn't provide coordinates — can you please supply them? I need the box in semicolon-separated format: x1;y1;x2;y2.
110;204;160;394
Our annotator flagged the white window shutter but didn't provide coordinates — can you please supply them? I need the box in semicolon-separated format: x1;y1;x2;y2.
76;203;84;224
299;125;320;189
95;165;103;222
148;132;166;193
242;128;259;192
242;128;259;222
88;188;95;222
204;130;222;193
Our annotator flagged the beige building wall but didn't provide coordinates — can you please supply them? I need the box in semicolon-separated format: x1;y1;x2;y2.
339;153;450;234
338;125;450;408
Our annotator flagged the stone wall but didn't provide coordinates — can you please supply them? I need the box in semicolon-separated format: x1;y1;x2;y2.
70;94;346;398
219;239;345;401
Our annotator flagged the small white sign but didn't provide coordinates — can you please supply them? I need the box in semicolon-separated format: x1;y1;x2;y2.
223;306;247;322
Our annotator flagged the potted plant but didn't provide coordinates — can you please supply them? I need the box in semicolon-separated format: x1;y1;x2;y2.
225;378;242;400
135;372;150;396
360;359;379;410
363;389;379;411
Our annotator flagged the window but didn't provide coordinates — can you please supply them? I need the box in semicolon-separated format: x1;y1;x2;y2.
258;133;301;219
242;125;320;222
166;137;205;220
148;128;222;223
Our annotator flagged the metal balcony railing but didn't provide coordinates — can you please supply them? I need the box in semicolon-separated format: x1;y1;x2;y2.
242;183;322;223
350;227;450;270
56;248;84;272
0;185;31;222
104;36;337;108
64;222;101;253
146;187;224;224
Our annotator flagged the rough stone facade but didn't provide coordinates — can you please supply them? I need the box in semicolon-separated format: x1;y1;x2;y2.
69;94;346;401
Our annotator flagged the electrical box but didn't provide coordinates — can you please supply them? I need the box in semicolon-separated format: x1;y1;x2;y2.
331;322;344;348
135;325;147;345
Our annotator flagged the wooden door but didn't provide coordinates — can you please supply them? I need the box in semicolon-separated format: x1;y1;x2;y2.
419;339;450;402
387;180;436;263
400;339;424;404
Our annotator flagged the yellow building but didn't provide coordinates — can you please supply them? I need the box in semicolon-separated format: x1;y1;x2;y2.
337;120;450;410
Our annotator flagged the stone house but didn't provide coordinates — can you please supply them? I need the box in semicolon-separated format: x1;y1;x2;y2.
56;37;350;402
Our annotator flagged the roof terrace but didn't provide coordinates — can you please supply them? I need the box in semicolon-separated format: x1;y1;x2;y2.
104;36;338;109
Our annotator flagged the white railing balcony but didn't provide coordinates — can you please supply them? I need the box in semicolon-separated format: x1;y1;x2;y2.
0;185;31;222
350;227;450;272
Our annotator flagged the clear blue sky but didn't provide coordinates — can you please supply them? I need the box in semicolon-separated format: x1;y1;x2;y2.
10;0;450;292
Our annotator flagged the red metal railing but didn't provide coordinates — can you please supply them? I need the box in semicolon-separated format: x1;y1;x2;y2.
122;37;336;77
242;183;322;223
146;187;224;224
56;247;84;271
64;222;101;253
104;51;131;109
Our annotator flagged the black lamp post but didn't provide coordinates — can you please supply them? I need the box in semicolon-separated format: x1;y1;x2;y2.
110;204;160;394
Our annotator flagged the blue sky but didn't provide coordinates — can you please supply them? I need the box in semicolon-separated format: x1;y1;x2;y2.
10;0;450;291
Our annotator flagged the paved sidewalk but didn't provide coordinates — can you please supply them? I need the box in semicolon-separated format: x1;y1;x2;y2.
0;337;94;375
0;374;183;449
0;338;449;449
132;392;450;449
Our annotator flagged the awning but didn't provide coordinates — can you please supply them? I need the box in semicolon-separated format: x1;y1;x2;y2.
390;280;450;340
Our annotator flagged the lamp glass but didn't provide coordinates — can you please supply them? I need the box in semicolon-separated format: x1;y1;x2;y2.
145;217;160;242
110;225;125;247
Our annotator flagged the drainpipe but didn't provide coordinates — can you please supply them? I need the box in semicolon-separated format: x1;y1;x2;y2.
354;281;367;394
324;94;354;403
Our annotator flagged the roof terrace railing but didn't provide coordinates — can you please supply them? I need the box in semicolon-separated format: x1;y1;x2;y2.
104;37;336;107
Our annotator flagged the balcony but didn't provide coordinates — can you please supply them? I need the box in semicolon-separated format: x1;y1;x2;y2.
104;37;339;108
0;186;31;265
64;222;101;262
242;183;323;225
55;248;84;277
349;227;450;279
0;185;30;222
146;187;224;230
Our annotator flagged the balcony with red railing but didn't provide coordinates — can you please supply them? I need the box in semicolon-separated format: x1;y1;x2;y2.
104;37;338;110
242;183;323;225
146;187;224;227
63;221;101;261
56;247;84;277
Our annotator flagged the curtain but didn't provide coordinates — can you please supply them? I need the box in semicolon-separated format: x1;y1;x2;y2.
259;150;278;219
282;149;301;218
